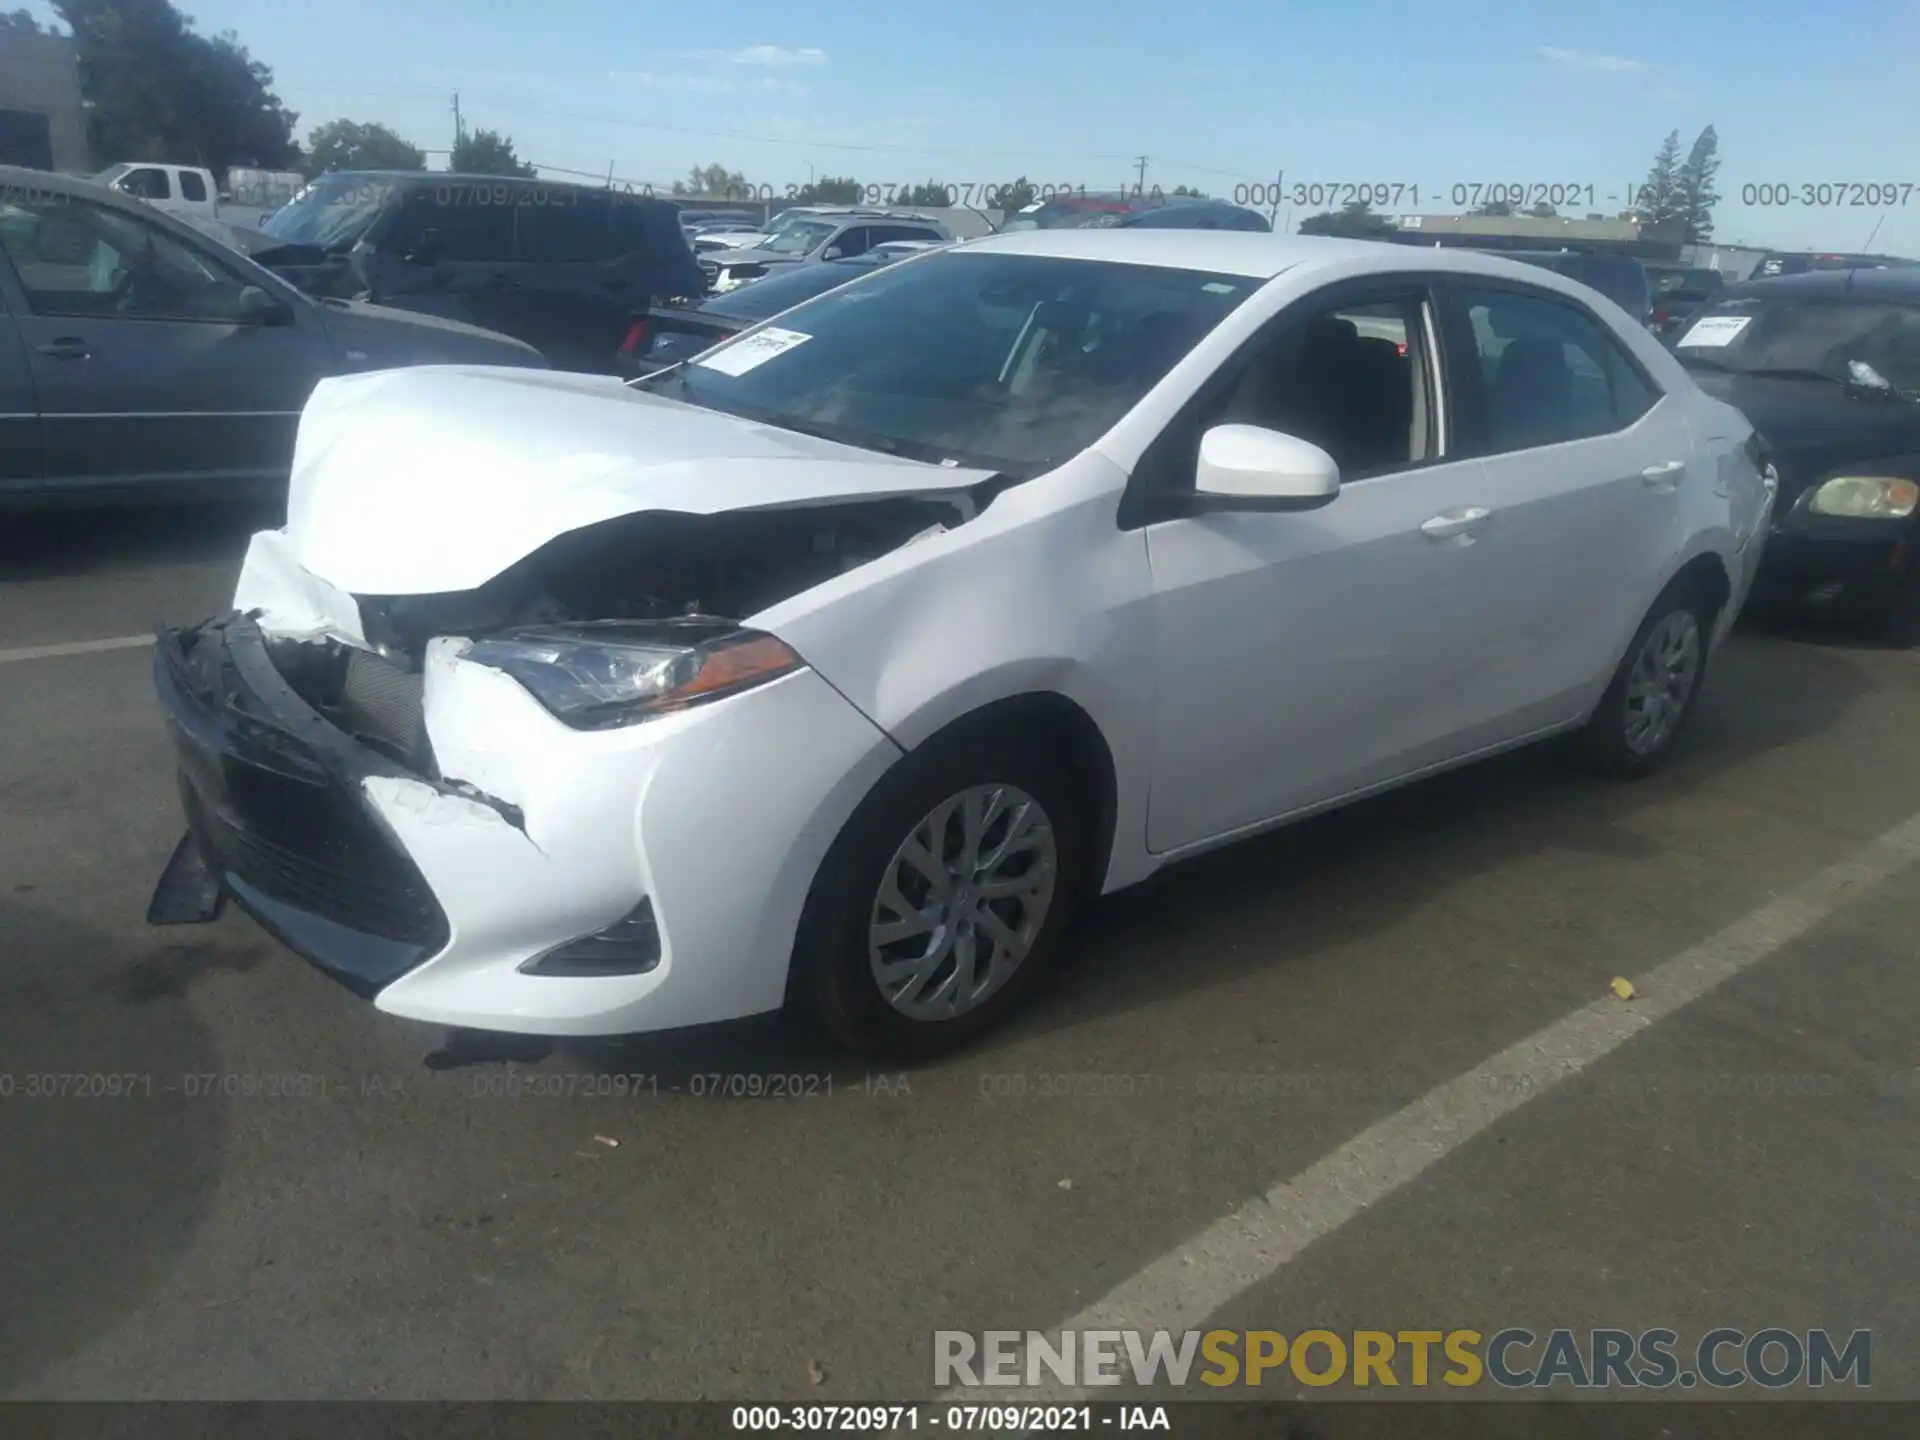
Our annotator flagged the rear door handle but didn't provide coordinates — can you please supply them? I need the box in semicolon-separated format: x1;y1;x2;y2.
1642;460;1686;486
1420;506;1490;541
35;337;90;360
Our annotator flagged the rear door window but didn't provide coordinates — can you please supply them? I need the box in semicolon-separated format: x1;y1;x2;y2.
1456;285;1661;451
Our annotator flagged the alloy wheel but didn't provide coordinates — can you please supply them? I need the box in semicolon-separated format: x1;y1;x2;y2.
1623;609;1702;755
867;783;1059;1021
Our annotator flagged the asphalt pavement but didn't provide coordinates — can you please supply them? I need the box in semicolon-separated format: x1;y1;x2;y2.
1;503;1916;1412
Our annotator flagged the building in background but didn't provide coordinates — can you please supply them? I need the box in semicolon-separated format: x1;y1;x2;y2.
0;25;88;172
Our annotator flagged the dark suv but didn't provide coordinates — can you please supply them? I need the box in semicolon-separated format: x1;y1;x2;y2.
249;172;703;371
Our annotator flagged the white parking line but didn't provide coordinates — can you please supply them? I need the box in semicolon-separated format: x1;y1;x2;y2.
0;635;153;666
961;810;1920;1402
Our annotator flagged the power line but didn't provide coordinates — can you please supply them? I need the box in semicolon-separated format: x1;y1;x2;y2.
277;84;1286;189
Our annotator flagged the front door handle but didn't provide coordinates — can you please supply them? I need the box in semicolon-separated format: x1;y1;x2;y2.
1642;460;1686;486
35;337;91;360
1420;506;1490;541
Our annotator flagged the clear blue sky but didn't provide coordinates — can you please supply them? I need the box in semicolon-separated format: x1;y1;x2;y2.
28;0;1920;252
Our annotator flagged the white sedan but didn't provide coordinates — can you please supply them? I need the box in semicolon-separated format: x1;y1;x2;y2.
149;232;1776;1058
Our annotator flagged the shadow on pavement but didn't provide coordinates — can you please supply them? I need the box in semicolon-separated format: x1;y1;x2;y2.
0;899;232;1396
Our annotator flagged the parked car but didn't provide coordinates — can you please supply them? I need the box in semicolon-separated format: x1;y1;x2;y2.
613;251;912;374
1673;268;1920;638
1113;200;1271;232
0;166;542;506
1646;264;1726;341
248;171;702;371
1750;252;1920;280
679;209;763;243
998;192;1165;231
700;208;952;293
92;162;225;222
1496;249;1652;328
150;232;1771;1058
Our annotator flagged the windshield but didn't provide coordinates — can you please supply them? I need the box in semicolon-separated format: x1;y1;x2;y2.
91;164;131;185
259;174;400;248
1675;297;1920;391
761;218;836;255
639;250;1254;471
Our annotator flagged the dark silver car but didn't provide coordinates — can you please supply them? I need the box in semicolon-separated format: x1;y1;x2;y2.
0;166;542;506
700;208;952;293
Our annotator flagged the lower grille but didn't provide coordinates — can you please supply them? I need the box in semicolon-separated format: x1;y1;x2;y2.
186;783;444;944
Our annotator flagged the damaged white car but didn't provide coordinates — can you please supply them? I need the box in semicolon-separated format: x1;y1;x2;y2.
149;232;1774;1058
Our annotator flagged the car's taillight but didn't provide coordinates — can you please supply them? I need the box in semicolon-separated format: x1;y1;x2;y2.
617;319;650;356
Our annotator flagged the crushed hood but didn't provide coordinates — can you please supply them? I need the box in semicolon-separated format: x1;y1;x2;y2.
283;366;994;596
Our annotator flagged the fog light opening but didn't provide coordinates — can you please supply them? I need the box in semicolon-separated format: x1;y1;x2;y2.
521;898;662;976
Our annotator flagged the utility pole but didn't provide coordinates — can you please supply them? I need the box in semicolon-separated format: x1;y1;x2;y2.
1134;155;1148;198
1266;169;1284;226
451;93;464;148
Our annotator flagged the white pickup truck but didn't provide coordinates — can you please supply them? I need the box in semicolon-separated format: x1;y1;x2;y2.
93;162;226;221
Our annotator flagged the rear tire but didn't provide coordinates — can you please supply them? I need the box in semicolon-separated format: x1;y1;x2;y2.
1571;577;1716;779
791;726;1094;1062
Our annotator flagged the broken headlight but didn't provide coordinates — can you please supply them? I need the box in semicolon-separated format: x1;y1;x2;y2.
464;621;806;730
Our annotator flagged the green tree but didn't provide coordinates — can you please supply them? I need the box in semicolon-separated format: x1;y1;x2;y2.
1171;184;1208;198
677;162;752;200
791;175;863;204
1635;129;1684;225
306;119;425;173
451;127;536;177
1676;124;1720;242
1298;198;1398;239
1468;199;1515;217
897;181;952;206
1529;200;1558;218
55;0;300;171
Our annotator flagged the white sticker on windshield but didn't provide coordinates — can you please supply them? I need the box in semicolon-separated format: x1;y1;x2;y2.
1201;281;1236;294
1676;315;1752;348
694;326;812;376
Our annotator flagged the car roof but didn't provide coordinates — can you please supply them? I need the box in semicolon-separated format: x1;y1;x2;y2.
960;229;1639;288
1723;268;1920;301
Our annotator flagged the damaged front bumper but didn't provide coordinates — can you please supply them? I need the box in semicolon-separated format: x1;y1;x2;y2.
150;607;904;1036
151;614;454;995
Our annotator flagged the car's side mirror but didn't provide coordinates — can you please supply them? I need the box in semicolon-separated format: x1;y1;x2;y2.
821;246;844;260
1191;424;1341;512
236;284;294;326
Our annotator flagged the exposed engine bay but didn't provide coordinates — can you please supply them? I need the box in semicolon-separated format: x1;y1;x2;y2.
357;496;970;664
261;496;975;775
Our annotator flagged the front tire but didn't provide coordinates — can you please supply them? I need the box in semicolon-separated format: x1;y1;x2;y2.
1572;578;1715;779
792;727;1093;1061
